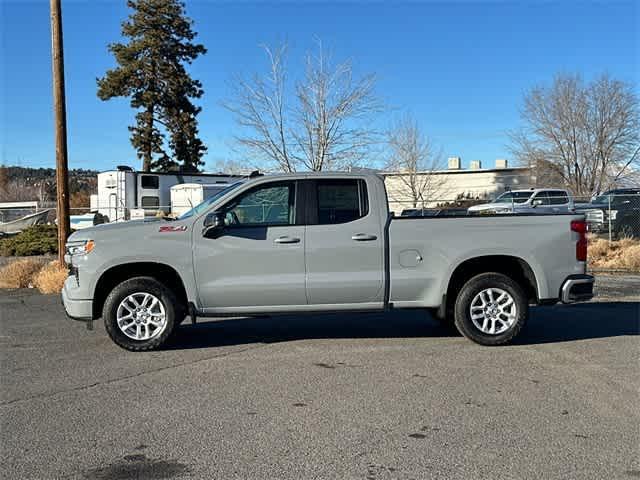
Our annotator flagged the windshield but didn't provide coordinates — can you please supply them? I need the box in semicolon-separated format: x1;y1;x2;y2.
493;191;533;204
177;182;243;220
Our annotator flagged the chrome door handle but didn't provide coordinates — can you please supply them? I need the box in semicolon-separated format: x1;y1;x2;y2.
351;233;377;241
274;236;300;244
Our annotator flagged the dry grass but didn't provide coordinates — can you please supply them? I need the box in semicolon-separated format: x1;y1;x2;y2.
589;237;640;271
0;258;47;288
33;260;68;294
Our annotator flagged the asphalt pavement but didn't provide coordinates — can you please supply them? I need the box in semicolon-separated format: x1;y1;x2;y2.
1;275;639;479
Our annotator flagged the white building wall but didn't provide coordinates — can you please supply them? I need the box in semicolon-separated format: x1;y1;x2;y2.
383;167;533;214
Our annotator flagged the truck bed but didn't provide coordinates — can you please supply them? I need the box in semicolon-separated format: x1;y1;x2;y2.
387;213;586;307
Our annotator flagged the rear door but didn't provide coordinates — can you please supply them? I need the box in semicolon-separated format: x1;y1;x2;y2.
304;178;384;306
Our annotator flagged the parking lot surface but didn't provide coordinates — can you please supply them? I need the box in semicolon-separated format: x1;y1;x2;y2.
1;275;639;479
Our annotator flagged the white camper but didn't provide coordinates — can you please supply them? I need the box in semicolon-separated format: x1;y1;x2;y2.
170;183;236;217
94;166;241;222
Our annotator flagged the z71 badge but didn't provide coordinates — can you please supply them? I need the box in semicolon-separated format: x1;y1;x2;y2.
159;225;187;233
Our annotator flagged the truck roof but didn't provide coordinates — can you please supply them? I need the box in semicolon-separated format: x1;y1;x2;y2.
252;171;383;180
508;188;569;193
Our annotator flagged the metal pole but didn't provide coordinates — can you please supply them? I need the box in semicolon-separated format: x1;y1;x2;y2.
608;194;612;243
50;0;71;265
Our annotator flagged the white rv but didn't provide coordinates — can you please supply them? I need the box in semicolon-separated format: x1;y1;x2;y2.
90;166;241;222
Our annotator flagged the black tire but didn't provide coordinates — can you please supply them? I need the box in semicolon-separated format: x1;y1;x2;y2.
453;272;528;346
103;276;179;351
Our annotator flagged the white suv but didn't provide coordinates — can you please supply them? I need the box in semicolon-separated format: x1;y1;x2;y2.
468;189;574;214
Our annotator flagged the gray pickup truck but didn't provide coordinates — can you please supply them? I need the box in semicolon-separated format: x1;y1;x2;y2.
62;172;594;351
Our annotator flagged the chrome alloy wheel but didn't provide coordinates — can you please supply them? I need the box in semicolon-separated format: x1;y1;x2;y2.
469;287;517;335
116;292;167;341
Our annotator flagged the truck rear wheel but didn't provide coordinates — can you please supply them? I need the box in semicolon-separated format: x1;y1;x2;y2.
454;273;528;346
103;276;178;351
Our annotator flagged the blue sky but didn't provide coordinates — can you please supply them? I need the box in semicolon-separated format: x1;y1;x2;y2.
0;0;637;172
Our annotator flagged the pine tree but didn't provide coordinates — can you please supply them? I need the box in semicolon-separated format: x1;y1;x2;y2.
0;165;8;192
162;109;207;172
97;0;207;172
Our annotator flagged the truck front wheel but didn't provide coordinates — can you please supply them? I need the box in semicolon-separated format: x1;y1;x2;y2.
454;272;528;346
103;276;178;351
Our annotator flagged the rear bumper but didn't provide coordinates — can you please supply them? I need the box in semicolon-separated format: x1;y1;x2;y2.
560;274;594;304
61;276;93;321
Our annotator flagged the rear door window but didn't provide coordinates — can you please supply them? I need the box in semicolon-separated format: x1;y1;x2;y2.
315;179;368;224
549;191;568;205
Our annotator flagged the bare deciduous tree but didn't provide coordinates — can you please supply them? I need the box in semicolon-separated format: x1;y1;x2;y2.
223;41;381;172
384;115;444;208
210;158;256;175
511;73;639;196
293;44;381;171
223;44;294;172
0;177;50;204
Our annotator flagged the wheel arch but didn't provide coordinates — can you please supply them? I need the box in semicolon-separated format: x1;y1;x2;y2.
444;255;539;314
92;262;188;319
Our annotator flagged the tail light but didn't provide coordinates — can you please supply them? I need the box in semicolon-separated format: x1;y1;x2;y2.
571;220;587;262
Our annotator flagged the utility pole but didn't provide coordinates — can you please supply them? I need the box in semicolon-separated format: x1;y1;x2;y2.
50;0;71;265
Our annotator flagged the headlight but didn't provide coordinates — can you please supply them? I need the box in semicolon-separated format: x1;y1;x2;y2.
65;240;95;256
608;210;618;220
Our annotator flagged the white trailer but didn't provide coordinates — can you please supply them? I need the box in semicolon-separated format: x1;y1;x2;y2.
93;166;241;222
170;183;236;217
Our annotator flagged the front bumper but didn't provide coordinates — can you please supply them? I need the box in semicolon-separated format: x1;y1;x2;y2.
61;276;93;321
560;274;595;304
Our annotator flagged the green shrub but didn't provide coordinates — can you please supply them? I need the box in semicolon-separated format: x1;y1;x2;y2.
0;225;59;256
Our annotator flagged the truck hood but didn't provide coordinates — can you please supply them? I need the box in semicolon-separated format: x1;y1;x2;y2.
68;218;175;241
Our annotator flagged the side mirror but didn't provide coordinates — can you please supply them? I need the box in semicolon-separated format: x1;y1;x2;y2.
532;199;543;207
203;211;225;236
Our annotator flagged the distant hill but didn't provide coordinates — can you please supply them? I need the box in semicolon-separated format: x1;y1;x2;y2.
1;166;98;182
0;166;98;204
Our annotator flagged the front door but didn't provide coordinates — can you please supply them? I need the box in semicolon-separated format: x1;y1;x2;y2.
304;178;385;306
193;180;306;311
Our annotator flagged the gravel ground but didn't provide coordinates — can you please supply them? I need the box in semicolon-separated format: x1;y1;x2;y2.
1;275;638;479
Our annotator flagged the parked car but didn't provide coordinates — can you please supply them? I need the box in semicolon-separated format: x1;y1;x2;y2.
467;189;574;214
583;188;640;238
400;208;468;217
62;172;593;351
